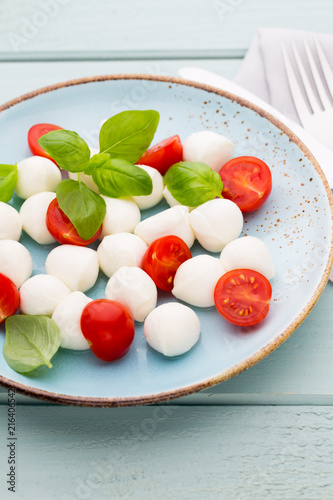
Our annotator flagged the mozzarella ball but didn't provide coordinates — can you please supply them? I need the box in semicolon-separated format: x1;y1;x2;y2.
99;196;141;239
132;164;164;210
134;205;195;248
220;235;275;280
163;185;180;208
105;266;157;322
0;240;32;288
143;302;200;357
189;198;243;252
52;291;91;350
45;245;99;292
0;202;22;241
183;131;234;171
172;255;226;307
68;171;99;193
15;156;61;199
19;191;56;244
20;274;71;316
97;233;147;278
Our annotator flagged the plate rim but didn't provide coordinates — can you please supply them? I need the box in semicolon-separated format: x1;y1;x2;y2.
0;73;332;407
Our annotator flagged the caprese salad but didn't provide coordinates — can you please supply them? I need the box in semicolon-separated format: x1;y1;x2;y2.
0;109;274;375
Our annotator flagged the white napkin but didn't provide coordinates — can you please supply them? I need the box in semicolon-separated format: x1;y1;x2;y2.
234;28;333;126
179;28;333;188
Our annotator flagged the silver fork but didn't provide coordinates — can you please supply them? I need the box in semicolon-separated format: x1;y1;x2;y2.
281;36;333;151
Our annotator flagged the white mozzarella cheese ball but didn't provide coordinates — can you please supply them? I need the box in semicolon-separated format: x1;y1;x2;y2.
0;202;22;241
97;233;148;278
15;156;61;199
68;172;99;193
99;196;141;239
105;266;157;322
183;130;234;172
20;274;71;316
220;235;275;280
45;245;99;292
52;291;91;350
0;240;32;288
132;164;164;210
189;198;243;252
134;205;195;248
163;185;180;208
19;191;56;244
143;302;201;357
172;255;226;307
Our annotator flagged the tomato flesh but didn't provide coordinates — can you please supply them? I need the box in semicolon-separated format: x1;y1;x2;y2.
137;135;183;175
219;156;272;213
214;269;272;326
28;123;63;163
0;274;20;324
142;235;192;292
80;299;135;361
46;198;102;246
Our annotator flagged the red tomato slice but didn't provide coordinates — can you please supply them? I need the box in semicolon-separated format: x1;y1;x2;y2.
142;235;192;292
0;274;20;324
137;135;183;175
46;198;102;246
28;123;63;163
219;156;272;213
80;299;135;362
214;269;272;327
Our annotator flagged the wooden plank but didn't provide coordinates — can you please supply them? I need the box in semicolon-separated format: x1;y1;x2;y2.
0;0;333;59
0;59;241;105
1;405;333;499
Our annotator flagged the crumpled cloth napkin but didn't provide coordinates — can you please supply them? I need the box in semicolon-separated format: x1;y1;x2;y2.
233;27;333;126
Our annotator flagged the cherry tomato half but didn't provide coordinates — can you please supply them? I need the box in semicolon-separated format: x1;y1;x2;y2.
219;156;272;213
142;235;192;292
137;135;183;175
28;123;63;163
46;198;102;246
0;274;20;324
80;299;135;362
214;269;272;327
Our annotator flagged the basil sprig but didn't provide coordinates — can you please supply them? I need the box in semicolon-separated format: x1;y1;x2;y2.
36;110;159;238
164;161;224;206
0;164;17;202
4;315;61;374
56;179;106;240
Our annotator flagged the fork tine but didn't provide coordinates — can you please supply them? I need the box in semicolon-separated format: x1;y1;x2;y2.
291;42;322;114
313;35;333;100
303;39;331;110
281;43;311;122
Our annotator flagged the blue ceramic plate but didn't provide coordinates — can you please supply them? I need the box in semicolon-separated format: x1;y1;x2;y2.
0;75;332;406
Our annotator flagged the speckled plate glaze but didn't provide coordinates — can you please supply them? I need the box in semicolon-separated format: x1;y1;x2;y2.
0;75;332;406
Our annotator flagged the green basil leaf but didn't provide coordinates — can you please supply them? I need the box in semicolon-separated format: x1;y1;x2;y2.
99;110;160;162
84;152;111;175
56;179;106;240
164;161;224;207
0;164;17;202
38;130;91;173
92;158;152;198
4;315;61;374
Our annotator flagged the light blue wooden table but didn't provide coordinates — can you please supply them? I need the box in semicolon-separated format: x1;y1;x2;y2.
1;1;333;498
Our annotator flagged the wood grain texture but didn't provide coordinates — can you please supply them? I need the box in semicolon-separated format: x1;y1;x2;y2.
1;405;333;499
0;0;333;59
